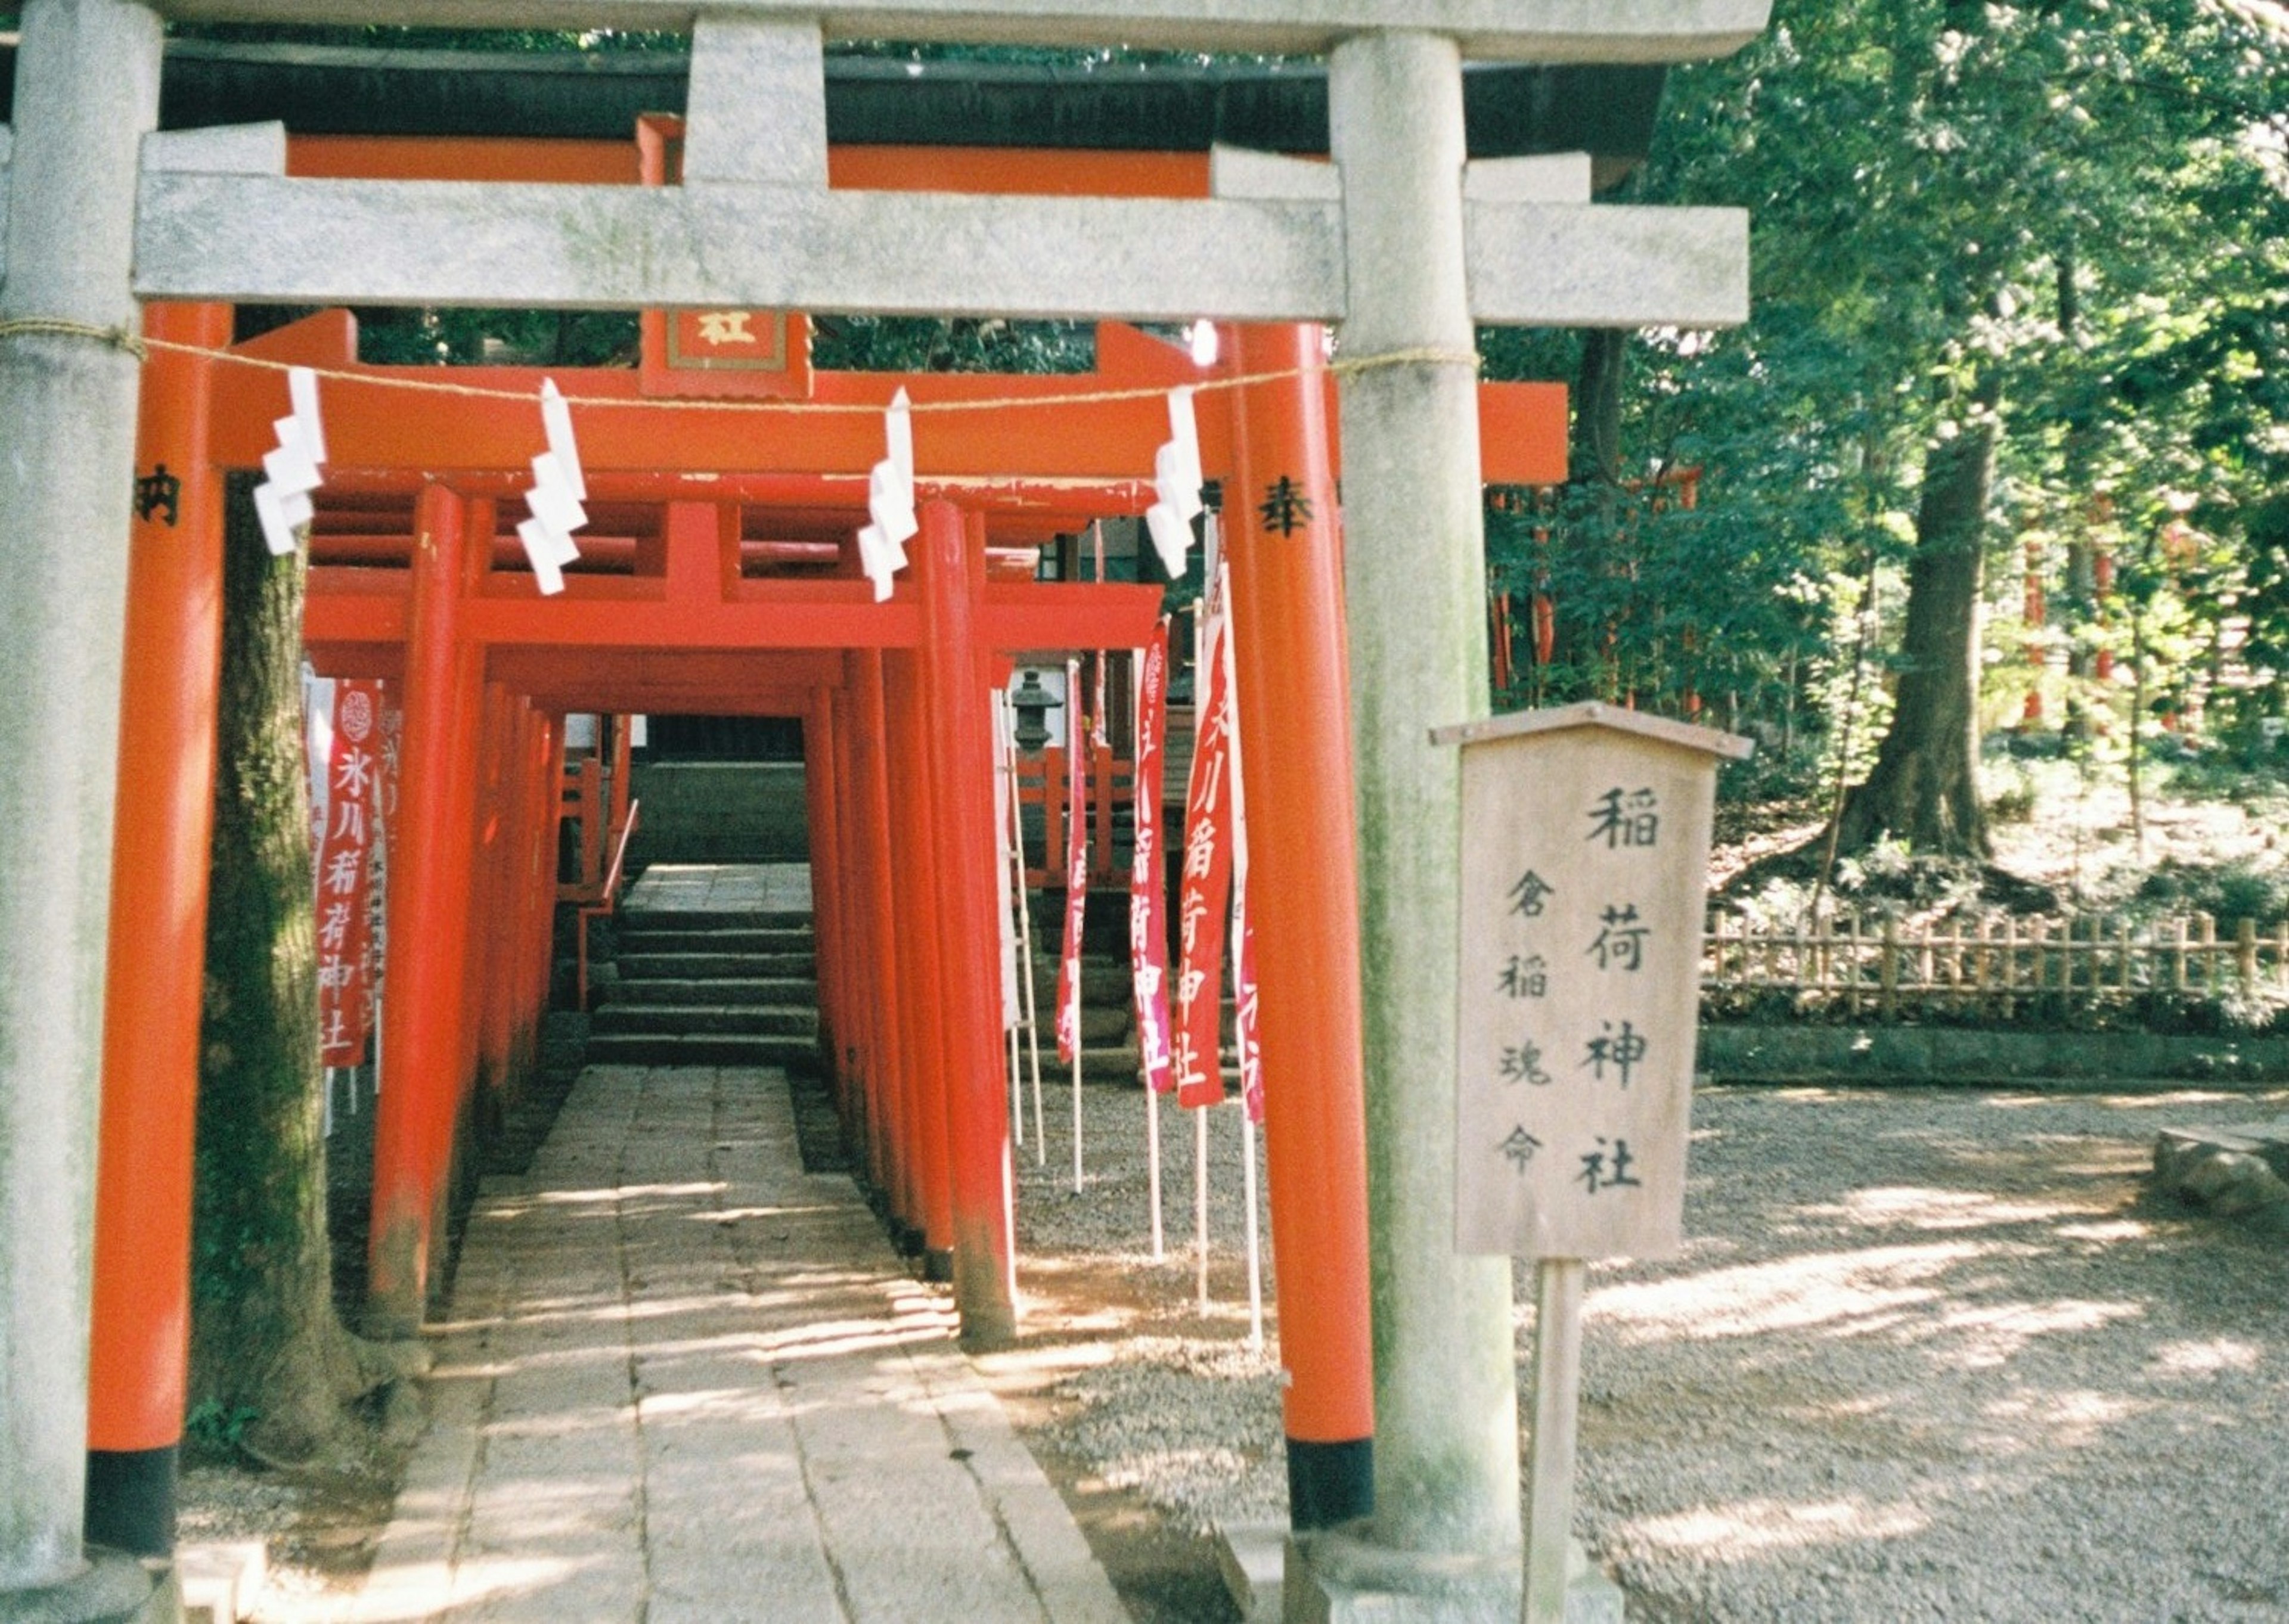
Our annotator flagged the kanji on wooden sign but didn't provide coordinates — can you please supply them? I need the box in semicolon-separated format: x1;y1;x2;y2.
1439;702;1749;1261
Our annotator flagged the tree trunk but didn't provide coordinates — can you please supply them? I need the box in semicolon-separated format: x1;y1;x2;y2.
189;476;400;1466
1573;328;1627;484
1835;376;2001;859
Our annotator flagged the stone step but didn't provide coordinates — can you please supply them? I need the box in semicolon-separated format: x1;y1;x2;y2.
591;1002;819;1038
584;1031;822;1071
1029;961;1136;1004
618;950;817;981
618;906;813;931
1079;1004;1131;1043
603;976;818;1008
616;924;815;954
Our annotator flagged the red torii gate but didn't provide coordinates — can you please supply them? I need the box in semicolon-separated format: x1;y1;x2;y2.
86;132;1567;1558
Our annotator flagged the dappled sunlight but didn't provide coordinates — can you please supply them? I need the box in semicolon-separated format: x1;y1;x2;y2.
1592;1242;1983;1342
1624;1496;1929;1559
2147;1336;2265;1376
350;1552;589;1622
1973;1387;2148;1450
1810;1185;2098;1231
1921;1297;2144;1367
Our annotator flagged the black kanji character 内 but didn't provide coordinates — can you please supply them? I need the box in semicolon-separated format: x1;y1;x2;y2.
134;464;181;527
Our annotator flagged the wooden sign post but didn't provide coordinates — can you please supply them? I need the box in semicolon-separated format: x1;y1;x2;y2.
1434;701;1749;1624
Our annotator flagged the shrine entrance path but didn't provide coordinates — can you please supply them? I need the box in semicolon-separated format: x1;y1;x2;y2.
344;1057;1125;1624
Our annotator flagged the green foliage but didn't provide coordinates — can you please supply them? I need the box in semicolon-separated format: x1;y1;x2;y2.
183;1398;262;1458
1485;0;2289;817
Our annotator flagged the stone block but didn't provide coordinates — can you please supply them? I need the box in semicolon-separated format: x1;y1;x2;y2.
1283;1529;1624;1624
176;1542;264;1624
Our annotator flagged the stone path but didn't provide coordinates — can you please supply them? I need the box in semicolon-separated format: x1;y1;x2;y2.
623;863;813;915
345;1063;1127;1624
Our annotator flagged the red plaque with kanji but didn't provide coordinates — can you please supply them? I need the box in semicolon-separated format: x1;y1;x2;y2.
635;114;815;400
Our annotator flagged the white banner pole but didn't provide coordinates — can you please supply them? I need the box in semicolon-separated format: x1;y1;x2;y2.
1195;1104;1211;1311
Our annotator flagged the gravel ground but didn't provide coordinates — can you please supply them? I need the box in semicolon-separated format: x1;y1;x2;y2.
1012;1079;2289;1621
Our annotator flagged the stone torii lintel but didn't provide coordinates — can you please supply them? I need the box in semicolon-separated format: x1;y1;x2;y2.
150;0;1770;64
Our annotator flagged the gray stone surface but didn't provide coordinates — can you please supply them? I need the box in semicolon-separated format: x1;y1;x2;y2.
2152;1120;2289;1231
130;172;1748;331
1329;27;1521;1566
0;0;163;1596
148;0;1773;64
344;1060;1121;1622
625;766;812;870
1283;1528;1623;1623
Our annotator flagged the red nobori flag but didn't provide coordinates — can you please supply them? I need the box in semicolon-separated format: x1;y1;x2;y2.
1174;582;1236;1109
1054;659;1090;1064
315;680;383;1066
1130;622;1175;1093
1223;587;1263;1123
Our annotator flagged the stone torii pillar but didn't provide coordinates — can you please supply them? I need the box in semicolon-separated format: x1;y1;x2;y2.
0;1;169;1614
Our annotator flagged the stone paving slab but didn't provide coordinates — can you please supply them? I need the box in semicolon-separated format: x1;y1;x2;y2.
344;1064;1127;1624
624;863;814;915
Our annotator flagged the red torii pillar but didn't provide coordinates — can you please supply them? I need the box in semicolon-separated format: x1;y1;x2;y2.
801;690;851;1108
516;710;563;1088
367;486;486;1337
884;650;957;1274
846;652;911;1221
826;683;871;1148
83;302;233;1557
470;684;520;1137
1223;324;1377;1529
920;504;1018;1348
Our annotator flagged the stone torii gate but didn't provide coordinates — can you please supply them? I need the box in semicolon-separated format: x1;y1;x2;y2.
0;2;1764;1619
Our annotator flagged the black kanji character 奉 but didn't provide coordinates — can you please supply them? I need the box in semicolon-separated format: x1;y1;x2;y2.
1257;475;1315;536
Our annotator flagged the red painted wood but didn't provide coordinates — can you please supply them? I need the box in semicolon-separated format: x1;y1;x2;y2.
1223;324;1376;1449
367;486;485;1336
885;651;956;1259
920;505;1021;1346
88;302;234;1454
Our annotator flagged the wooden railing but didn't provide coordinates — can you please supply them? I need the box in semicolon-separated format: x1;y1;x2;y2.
576;799;640;1011
1703;911;2289;1021
1014;744;1133;888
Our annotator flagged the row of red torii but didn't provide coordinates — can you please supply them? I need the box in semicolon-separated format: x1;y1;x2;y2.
95;153;1567;1549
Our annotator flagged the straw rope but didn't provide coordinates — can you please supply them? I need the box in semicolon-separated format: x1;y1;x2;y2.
0;318;148;361
7;318;1474;415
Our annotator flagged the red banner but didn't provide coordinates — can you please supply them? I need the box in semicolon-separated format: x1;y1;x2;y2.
1175;586;1236;1108
315;680;383;1066
368;694;402;1049
1130;622;1175;1093
1227;607;1263;1122
1054;659;1090;1064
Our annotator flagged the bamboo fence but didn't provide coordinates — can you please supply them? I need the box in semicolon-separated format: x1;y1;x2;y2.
1702;911;2289;1021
